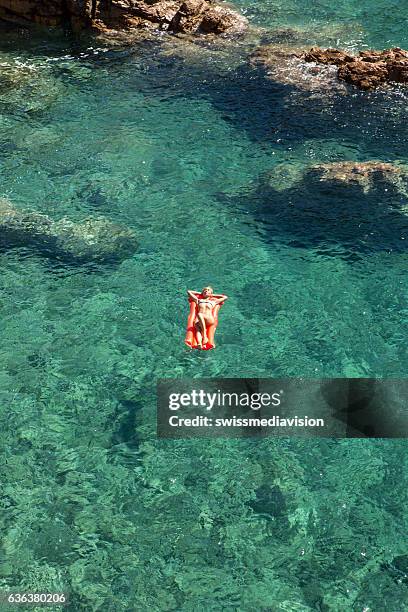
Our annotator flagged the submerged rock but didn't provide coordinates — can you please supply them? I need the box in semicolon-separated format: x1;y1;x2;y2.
0;58;64;112
226;160;408;257
0;0;247;36
0;61;34;92
265;22;364;47
308;161;408;194
265;161;307;192
304;47;408;90
267;161;408;196
0;199;138;263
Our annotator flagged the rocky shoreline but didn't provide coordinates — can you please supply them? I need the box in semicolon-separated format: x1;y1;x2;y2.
1;1;407;93
0;0;247;36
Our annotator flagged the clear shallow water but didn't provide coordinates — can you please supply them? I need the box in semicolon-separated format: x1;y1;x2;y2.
0;1;407;610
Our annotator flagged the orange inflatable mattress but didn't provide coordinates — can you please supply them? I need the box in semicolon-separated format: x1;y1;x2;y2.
184;294;223;350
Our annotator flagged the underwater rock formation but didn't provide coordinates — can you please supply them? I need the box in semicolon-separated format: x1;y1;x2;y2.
308;161;408;195
0;0;247;35
264;21;364;49
0;58;63;112
304;47;408;90
266;161;408;196
0;199;138;263
0;60;33;91
221;160;408;257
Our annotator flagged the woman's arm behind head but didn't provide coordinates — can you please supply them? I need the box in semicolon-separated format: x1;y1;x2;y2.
187;289;199;303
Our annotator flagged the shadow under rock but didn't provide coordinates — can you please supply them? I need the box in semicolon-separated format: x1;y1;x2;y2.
218;171;408;258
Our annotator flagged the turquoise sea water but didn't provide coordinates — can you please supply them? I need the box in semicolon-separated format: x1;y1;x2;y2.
0;0;407;609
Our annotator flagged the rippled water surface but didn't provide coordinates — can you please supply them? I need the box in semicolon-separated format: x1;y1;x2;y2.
0;0;407;609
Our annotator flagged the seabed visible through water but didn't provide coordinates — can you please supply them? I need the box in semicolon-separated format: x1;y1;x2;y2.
0;0;407;609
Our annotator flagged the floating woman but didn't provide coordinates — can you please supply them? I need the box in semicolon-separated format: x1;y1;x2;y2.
185;286;228;350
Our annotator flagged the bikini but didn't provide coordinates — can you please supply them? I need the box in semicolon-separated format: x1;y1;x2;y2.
198;299;214;308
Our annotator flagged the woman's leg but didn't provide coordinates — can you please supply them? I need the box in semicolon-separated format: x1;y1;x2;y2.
197;313;209;344
194;319;203;347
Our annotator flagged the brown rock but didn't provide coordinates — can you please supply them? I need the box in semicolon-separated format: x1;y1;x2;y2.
0;0;66;26
359;47;408;62
122;0;181;27
67;0;95;29
337;60;388;90
199;4;247;34
303;46;408;89
0;0;102;28
0;0;246;35
168;0;206;33
303;47;355;66
168;0;247;34
387;60;408;83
